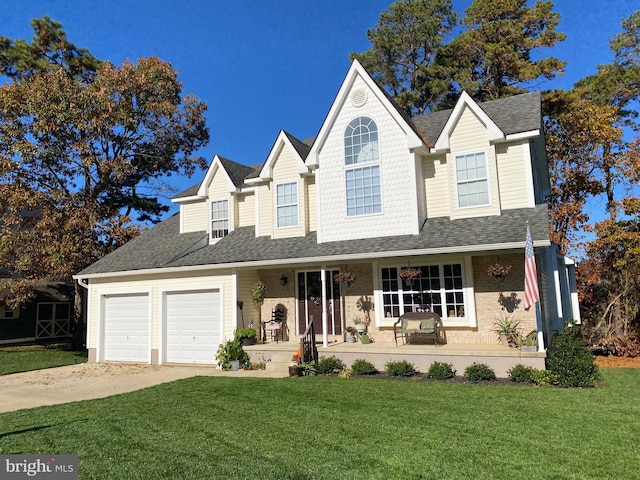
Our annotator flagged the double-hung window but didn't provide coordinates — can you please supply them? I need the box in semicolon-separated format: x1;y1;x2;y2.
276;181;298;228
381;264;465;319
455;151;489;208
211;199;229;239
344;117;381;216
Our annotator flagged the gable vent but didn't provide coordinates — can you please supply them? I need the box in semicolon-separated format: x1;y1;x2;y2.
351;89;368;108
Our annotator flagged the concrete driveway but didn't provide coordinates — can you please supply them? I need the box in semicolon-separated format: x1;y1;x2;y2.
0;362;283;414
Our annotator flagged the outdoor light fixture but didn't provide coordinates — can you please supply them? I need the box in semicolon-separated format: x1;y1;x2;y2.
280;274;288;287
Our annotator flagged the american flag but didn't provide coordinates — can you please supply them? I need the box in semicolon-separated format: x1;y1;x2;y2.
524;224;539;311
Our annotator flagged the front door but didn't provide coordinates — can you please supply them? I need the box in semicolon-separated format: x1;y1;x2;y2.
297;270;342;336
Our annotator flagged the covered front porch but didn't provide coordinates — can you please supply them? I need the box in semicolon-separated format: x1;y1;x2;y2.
244;339;546;378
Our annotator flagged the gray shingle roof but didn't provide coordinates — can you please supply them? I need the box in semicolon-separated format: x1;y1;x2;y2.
78;205;549;275
413;91;542;145
77;214;207;275
283;131;311;160
172;182;201;199
218;156;257;188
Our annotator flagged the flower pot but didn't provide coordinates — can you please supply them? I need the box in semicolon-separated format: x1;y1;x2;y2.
355;323;367;334
499;333;510;347
229;360;240;371
359;334;371;344
346;334;356;344
240;337;256;346
288;365;303;377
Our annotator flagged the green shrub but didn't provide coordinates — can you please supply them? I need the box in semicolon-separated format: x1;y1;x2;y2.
234;327;257;340
547;327;599;387
427;361;456;380
215;339;249;370
301;361;316;376
385;360;417;377
316;356;344;374
351;358;378;375
463;363;496;382
530;369;557;387
508;364;535;383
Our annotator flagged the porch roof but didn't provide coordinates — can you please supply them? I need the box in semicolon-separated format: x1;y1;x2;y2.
77;205;550;276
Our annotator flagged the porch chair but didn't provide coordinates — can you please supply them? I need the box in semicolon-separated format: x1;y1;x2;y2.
393;311;442;346
263;306;286;343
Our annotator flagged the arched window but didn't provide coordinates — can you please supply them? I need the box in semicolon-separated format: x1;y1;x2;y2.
344;117;381;216
344;117;379;165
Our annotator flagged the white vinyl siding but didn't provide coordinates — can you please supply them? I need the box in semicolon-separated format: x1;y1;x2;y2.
455;151;489;208
237;192;255;227
496;142;531;209
181;201;207;233
276;181;299;228
210;199;229;239
423;154;450;218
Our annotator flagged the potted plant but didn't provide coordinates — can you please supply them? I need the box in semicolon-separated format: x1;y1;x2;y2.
353;317;367;333
216;338;247;371
345;326;356;343
334;270;356;287
289;350;303;376
515;330;538;352
234;327;257;346
251;281;266;310
399;266;421;287
487;263;512;281
493;314;520;347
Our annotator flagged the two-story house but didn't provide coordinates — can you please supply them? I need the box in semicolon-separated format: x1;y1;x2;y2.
74;60;579;368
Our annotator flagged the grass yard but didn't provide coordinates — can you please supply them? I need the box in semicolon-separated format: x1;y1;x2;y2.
0;369;639;479
0;343;87;375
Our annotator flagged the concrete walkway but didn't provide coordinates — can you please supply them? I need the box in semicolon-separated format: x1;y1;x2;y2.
0;362;285;414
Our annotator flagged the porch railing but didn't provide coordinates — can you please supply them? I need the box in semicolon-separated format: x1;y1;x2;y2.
300;322;318;364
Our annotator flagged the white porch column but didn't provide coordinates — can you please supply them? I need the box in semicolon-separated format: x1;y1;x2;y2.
321;268;328;347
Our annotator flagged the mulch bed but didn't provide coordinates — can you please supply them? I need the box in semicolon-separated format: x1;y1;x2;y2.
594;355;640;368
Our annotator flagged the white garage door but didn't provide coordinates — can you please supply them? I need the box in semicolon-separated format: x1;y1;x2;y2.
103;294;149;362
165;290;221;364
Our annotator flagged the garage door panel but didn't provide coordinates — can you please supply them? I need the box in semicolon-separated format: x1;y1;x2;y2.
104;294;149;362
166;290;221;364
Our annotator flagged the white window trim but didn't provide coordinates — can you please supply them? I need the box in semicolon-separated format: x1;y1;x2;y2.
210;198;229;240
376;259;474;328
344;164;383;217
275;181;299;229
454;150;492;209
344;116;383;218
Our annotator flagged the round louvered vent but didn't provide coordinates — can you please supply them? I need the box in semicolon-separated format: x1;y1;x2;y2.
351;89;368;108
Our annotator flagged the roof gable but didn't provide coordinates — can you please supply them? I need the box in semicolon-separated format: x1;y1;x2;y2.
306;59;426;168
256;130;310;180
173;155;254;201
433;91;504;152
413;91;542;148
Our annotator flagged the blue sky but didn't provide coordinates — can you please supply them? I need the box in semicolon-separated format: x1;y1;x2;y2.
3;0;638;219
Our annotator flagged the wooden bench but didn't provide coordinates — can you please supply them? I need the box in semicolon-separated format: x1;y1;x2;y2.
393;312;442;346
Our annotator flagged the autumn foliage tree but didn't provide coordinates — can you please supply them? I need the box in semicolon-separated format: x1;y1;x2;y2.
0;17;209;310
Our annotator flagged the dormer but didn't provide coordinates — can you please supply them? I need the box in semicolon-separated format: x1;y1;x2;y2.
245;130;315;239
171;155;255;242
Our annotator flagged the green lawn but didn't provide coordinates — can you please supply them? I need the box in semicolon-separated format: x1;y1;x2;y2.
1;369;639;479
0;343;87;375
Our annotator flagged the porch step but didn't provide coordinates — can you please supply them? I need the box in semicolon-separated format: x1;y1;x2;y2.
266;351;297;375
